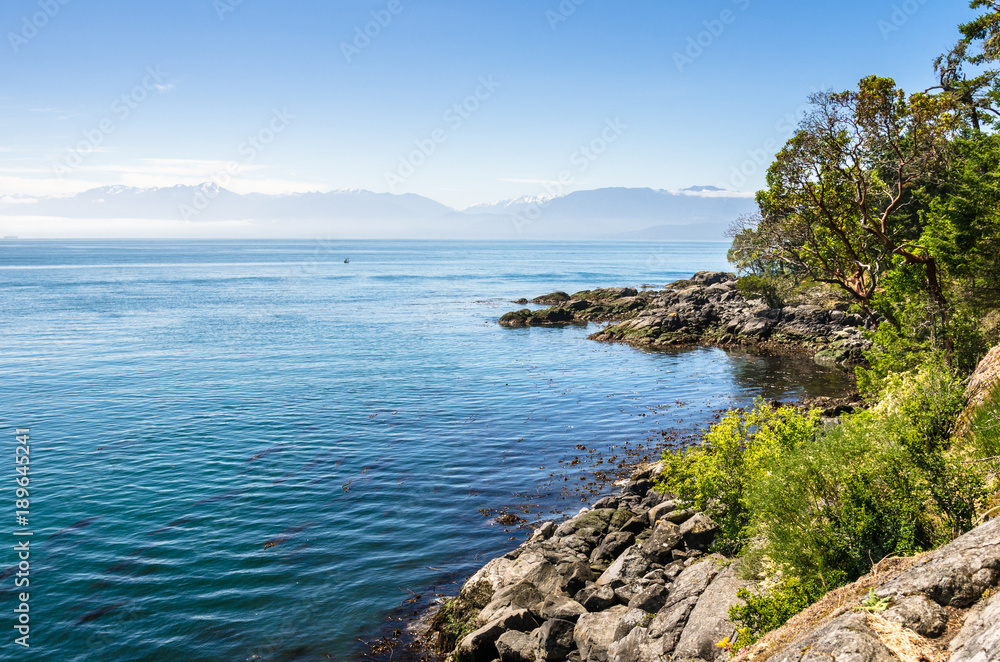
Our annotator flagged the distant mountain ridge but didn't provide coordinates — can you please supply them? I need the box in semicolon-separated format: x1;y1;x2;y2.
0;184;756;239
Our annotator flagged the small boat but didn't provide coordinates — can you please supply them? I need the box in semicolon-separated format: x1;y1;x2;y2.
344;258;349;263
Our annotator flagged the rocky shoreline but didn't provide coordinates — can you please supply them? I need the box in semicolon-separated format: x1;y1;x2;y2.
391;273;999;662
417;464;1000;662
499;272;871;370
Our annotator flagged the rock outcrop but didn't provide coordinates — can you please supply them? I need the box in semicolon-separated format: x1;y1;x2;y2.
499;273;869;369
735;515;1000;662
426;468;1000;662
426;466;745;662
956;344;1000;438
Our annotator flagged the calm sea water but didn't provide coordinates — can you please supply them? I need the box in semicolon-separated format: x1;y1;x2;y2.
0;240;850;661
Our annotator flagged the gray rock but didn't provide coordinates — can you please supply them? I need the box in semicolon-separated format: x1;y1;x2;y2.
882;594;948;638
623;479;652;496
613;584;639;604
456;620;507;662
672;563;748;661
770;611;897;662
607;508;635;533
639;490;666;510
607;624;661;662
876;516;1000;608
535;618;577;661
575;583;617;612
496;630;537;662
662;558;721;608
950;588;1000;661
640;521;683;564
479;582;545;624
619;515;648;535
540;595;587;622
562;529;604;557
659;508;696;525
591;531;636;566
690;271;735;286
593;496;619;510
646;596;700;654
663;560;685;581
612;607;652;643
628;584;669;613
679;513;719;551
526;559;593;597
489;606;541;633
646;500;678;526
597;546;652;588
575;606;630;662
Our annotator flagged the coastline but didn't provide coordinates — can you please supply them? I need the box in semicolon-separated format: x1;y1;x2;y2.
374;272;869;661
500;272;871;371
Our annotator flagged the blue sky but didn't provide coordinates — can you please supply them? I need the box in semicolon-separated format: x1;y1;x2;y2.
0;0;981;208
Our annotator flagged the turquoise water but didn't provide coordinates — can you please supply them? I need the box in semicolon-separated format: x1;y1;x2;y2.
0;240;849;661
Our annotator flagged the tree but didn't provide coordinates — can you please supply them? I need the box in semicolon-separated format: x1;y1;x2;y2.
739;77;957;335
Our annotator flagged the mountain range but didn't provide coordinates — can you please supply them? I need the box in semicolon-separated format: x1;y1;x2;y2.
0;185;756;239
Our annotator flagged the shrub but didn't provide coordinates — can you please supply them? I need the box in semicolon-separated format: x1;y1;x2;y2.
656;401;821;553
728;576;825;651
745;358;978;586
855;322;930;398
735;275;786;309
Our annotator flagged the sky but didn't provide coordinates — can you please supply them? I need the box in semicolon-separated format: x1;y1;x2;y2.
0;0;984;210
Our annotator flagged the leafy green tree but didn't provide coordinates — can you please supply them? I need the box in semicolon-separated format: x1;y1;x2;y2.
739;77;957;334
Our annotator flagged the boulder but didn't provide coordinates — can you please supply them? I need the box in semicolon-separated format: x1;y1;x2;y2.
950;589;1000;661
690;271;735;286
628;584;669;613
882;594;948;638
612;607;652;643
658;508;696;525
672;563;748;661
575;583;617;612
540;595;587;622
597;546;651;588
591;531;636;566
646;500;678;526
557;509;616;537
876;516;1000;608
479;582;546;624
496;630;537;662
526;559;594;598
640;521;682;564
679;513;719;551
489;606;541;632
456;620;507;662
607;508;634;532
619;515;648;535
607;623;662;662
575;606;630;662
535;618;577;661
770;611;898;662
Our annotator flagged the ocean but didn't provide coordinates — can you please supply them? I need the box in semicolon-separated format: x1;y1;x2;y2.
0;240;850;661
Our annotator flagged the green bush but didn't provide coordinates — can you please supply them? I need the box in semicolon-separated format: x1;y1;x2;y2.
855;322;930;398
744;359;977;586
728;576;825;651
656;401;821;553
661;355;983;648
735;275;786;309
